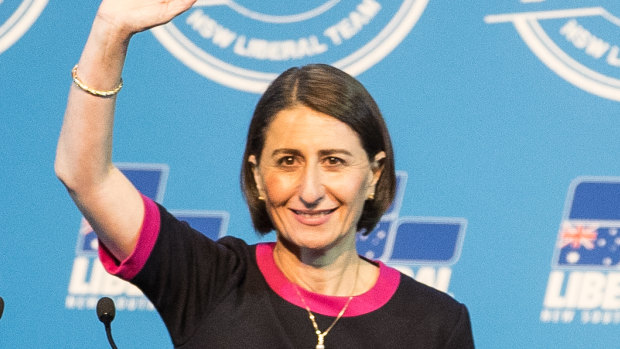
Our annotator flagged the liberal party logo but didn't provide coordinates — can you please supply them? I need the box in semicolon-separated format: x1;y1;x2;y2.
485;1;620;102
66;163;229;311
357;171;467;294
151;0;429;93
541;177;620;325
0;0;47;55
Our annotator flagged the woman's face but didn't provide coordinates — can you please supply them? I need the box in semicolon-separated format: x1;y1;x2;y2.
250;105;384;251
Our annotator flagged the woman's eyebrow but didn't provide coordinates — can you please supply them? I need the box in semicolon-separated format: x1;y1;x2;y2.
271;148;353;157
271;148;302;157
318;149;354;157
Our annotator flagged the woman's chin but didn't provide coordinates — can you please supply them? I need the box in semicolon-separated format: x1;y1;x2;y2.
278;230;351;255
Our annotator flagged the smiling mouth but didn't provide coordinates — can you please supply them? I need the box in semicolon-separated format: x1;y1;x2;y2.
290;208;337;217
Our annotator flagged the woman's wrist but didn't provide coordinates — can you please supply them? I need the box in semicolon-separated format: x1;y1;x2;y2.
90;14;133;52
74;17;131;91
93;3;140;43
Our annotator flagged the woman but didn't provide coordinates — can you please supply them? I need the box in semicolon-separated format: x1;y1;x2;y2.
55;0;474;347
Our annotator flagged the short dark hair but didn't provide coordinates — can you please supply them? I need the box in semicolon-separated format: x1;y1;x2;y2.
241;64;396;235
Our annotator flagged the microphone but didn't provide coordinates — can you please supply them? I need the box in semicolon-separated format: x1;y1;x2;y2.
0;297;4;320
96;297;118;349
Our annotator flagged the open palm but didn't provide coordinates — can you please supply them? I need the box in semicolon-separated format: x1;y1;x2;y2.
96;0;197;36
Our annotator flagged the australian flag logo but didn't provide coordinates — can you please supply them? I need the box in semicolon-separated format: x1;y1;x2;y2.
76;163;229;255
553;177;620;269
356;171;467;265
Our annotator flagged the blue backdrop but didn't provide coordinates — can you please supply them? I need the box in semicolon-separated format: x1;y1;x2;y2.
2;1;620;348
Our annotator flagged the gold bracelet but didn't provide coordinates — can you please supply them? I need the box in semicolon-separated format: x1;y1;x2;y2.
71;64;123;97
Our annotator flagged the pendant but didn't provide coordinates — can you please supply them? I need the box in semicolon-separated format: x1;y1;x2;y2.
316;333;325;349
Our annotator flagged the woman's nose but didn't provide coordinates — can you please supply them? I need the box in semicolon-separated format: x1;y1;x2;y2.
298;164;324;208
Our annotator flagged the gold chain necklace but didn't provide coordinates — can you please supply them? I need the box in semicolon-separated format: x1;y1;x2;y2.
294;261;360;349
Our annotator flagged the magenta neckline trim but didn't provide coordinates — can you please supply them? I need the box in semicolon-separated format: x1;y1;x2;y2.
256;243;400;317
98;194;160;280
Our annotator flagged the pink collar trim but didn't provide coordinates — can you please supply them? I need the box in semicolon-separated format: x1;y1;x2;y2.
256;243;400;317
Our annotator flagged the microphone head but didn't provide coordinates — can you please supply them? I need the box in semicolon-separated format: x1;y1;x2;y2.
0;296;4;320
96;297;115;324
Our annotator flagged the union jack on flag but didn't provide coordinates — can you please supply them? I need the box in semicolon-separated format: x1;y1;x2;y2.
558;223;598;250
553;177;620;268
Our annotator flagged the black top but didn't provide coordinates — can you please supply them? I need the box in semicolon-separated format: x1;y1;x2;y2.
126;203;475;348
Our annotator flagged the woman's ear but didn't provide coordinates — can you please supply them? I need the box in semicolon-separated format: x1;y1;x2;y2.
370;151;386;185
248;155;266;200
366;151;386;199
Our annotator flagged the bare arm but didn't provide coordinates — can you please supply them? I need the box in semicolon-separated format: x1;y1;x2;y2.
55;0;196;261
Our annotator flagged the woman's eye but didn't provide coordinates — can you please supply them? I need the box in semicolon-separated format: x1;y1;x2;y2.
277;156;296;166
325;157;345;166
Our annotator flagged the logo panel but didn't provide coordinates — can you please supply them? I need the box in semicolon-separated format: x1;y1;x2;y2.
485;2;620;102
151;0;429;92
541;177;620;325
0;0;48;54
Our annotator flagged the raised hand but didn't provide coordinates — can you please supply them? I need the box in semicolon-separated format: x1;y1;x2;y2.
95;0;197;38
